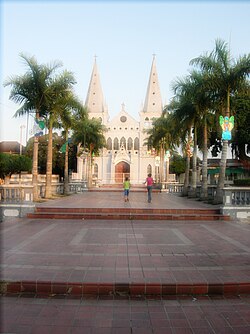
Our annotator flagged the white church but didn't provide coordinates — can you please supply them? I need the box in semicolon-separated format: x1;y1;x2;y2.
76;56;165;185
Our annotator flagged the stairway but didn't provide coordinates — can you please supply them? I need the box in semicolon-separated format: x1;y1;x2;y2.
27;207;230;221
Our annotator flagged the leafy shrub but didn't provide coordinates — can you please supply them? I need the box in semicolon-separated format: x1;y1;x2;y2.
233;179;250;186
0;153;32;179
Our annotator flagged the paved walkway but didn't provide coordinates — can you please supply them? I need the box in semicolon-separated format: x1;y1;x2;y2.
35;190;221;209
1;192;250;290
1;191;250;333
2;294;250;333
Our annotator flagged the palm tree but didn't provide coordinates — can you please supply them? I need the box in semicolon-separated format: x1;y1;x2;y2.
166;97;194;196
44;78;83;198
72;116;106;188
59;98;85;195
145;113;180;183
171;76;201;198
61;114;72;196
172;69;218;200
191;39;250;203
189;70;214;200
4;53;62;201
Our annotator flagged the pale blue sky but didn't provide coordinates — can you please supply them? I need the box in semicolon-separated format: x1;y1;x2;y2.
1;0;249;144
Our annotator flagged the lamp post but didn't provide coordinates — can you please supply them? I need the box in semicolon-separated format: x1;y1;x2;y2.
20;125;26;155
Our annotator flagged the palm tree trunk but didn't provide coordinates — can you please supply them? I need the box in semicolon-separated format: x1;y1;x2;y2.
32;111;40;201
32;135;39;201
183;127;192;196
215;92;230;204
63;131;69;195
159;140;164;184
188;126;197;197
87;144;94;188
215;140;228;203
201;119;208;200
183;155;190;196
45;122;53;198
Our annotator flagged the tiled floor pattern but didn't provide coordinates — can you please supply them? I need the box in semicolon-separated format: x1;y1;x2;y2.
35;192;221;210
1;294;250;334
1;218;250;295
1;192;250;332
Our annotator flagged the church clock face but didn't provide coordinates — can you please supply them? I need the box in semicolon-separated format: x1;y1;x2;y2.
120;116;127;123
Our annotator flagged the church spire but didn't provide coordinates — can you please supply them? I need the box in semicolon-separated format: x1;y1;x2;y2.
85;57;109;123
142;55;163;116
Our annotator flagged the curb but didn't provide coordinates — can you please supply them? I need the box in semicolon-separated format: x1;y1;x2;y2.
1;280;250;297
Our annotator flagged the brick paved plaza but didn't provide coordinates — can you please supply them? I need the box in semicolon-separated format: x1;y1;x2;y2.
1;191;250;333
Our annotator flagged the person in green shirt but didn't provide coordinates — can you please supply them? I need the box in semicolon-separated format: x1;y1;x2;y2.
123;176;131;202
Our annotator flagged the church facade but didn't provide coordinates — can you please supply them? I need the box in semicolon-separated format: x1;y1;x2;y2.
76;56;164;185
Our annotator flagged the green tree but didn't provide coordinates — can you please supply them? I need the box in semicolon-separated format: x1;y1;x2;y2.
165;97;195;196
0;153;32;179
171;75;201;198
145;113;180;183
25;134;73;178
231;88;250;162
72;115;106;188
191;39;250;203
43;77;82;198
170;154;186;177
59;103;83;195
4;53;62;201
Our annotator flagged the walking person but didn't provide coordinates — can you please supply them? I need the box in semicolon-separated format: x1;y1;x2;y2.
123;176;131;202
144;173;154;203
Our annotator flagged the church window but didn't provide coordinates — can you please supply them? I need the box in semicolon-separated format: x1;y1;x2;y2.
113;138;119;150
147;164;152;175
120;116;127;122
107;137;112;150
145;117;149;121
120;137;126;149
153;103;155;105
119;127;122;130
127;137;133;150
125;127;127;130
134;137;139;150
93;163;98;178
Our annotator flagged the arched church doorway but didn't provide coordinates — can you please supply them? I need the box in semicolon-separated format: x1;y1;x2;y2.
115;161;130;183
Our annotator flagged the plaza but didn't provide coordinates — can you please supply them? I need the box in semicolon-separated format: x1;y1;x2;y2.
1;190;250;333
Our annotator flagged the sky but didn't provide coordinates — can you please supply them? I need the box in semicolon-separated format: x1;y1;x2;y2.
1;0;250;145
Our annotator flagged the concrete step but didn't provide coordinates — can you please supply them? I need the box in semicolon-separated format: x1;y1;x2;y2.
3;280;249;297
27;207;230;221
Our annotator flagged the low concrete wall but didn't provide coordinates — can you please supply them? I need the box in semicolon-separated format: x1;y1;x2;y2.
0;203;35;222
221;187;250;220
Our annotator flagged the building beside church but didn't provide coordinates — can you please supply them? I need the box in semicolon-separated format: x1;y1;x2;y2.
76;56;164;185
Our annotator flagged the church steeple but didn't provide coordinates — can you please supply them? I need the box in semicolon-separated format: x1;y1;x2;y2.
85;57;109;124
142;55;163;116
